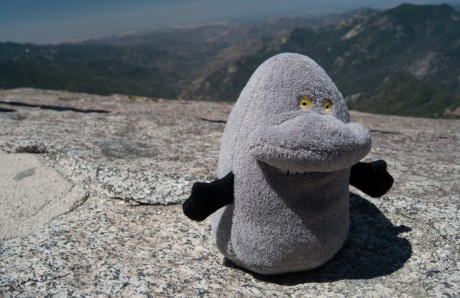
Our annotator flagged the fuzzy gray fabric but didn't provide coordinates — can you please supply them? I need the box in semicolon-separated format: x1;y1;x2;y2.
211;53;372;275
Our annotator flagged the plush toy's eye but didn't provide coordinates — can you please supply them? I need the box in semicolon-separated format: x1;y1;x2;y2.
322;99;332;112
299;96;312;110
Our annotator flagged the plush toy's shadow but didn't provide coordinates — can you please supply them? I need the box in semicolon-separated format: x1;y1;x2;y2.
223;193;412;285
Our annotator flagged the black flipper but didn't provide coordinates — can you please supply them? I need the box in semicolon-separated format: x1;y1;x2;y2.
182;171;235;221
350;160;394;198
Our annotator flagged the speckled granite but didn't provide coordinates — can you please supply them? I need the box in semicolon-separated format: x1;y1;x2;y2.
0;88;459;296
0;88;232;204
0;195;458;297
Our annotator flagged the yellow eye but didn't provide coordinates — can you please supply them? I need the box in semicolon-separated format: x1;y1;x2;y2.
322;99;332;112
299;95;312;110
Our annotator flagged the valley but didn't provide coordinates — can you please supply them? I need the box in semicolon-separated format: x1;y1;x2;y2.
1;4;459;118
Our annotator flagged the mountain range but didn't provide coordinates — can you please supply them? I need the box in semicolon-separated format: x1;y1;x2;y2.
0;3;459;118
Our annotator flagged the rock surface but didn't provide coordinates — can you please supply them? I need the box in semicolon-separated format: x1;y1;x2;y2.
0;88;459;297
0;88;232;205
0;153;88;241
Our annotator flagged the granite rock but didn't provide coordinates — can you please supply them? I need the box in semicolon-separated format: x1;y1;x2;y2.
0;153;88;241
0;88;232;205
0;88;459;296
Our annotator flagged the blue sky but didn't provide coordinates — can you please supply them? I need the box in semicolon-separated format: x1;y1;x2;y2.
0;0;450;44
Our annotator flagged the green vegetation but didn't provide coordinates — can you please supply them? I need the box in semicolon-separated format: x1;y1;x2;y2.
0;59;179;98
348;74;460;118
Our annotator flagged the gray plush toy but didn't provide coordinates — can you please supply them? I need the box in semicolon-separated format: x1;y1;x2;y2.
183;53;393;275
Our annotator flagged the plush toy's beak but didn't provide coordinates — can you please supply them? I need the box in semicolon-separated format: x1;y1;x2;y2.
248;113;371;173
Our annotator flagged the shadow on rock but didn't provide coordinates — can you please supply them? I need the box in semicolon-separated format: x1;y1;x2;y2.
0;101;109;114
0;107;16;112
224;193;412;285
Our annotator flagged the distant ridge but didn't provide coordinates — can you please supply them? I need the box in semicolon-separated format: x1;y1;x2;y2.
0;4;458;118
183;3;460;118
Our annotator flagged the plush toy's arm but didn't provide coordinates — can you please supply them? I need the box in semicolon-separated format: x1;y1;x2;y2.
182;171;234;221
350;160;394;198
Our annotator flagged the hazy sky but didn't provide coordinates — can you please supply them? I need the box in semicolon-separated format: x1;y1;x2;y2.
0;0;450;44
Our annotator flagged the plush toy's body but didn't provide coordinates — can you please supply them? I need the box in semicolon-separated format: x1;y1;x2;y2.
183;53;393;275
